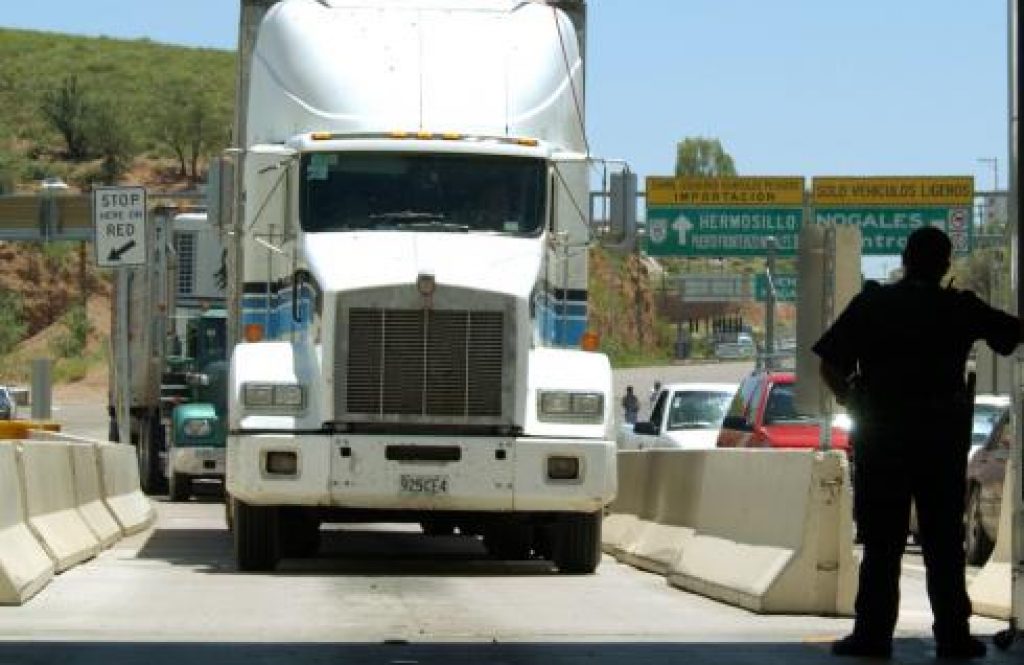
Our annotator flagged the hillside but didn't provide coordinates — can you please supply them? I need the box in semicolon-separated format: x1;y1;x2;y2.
0;27;235;189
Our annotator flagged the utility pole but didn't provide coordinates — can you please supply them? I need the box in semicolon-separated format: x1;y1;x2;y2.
979;156;1000;191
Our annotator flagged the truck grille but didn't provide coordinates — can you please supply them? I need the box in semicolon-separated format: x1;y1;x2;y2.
346;308;504;418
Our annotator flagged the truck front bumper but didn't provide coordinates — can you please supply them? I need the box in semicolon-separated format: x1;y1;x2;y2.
170;446;226;478
226;433;616;513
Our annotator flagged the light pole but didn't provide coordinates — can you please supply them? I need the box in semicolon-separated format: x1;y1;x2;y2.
978;156;1000;191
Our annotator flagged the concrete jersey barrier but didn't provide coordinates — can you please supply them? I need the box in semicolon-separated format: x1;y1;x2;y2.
69;443;123;548
620;449;704;575
602;451;649;556
603;448;857;616
19;440;101;572
969;462;1013;619
97;443;155;535
667;449;857;615
0;444;54;605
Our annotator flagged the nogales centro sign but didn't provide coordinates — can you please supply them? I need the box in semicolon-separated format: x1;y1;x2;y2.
812;176;973;254
645;177;805;257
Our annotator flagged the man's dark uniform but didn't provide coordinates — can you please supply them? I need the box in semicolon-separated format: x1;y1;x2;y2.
814;267;1019;653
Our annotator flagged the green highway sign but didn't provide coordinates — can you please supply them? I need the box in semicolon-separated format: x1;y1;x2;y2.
755;273;797;302
812;207;972;255
645;207;801;257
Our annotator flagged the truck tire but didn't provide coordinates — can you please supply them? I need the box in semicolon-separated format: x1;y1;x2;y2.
553;511;602;574
234;499;280;571
169;472;190;502
137;415;167;496
280;508;321;558
484;523;533;560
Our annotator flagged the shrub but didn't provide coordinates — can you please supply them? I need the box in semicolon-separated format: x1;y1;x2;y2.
0;290;27;355
50;304;91;358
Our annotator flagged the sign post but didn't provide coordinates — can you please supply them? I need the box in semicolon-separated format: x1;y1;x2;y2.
92;186;147;446
92;186;147;267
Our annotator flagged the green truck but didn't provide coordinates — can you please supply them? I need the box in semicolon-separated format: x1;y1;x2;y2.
166;309;229;500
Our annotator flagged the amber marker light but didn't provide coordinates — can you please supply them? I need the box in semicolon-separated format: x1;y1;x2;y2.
311;132;333;140
580;331;600;352
244;323;265;342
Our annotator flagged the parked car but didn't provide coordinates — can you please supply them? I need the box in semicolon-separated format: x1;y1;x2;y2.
964;409;1012;565
714;332;756;360
715;370;851;452
618;382;737;450
909;393;1012;548
970;394;1011;460
0;386;14;420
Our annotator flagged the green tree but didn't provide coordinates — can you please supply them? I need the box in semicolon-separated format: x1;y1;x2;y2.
675;137;737;177
87;100;136;184
156;80;231;181
40;76;92;160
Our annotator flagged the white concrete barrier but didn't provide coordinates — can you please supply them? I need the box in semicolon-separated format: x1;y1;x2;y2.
602;451;649;557
667;449;856;615
969;463;1013;619
603;448;857;616
97;443;155;535
620;450;703;575
19;441;101;571
0;444;54;605
69;443;122;548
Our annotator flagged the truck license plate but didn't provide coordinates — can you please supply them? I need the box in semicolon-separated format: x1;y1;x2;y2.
399;474;450;495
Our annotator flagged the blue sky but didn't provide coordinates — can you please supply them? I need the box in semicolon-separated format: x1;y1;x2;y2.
1;1;1008;187
1;1;1009;273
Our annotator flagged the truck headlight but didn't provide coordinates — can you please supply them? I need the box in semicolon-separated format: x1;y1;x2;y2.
182;418;213;438
242;382;306;411
537;391;604;423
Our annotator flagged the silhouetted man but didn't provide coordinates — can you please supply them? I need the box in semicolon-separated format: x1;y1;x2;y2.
814;226;1023;659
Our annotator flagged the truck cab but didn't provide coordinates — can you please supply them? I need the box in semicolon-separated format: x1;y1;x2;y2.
167;310;229;501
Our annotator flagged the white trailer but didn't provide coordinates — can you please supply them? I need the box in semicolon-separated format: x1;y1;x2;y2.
222;0;615;572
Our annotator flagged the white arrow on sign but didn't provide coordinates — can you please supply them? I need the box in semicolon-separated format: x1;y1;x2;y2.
672;214;694;247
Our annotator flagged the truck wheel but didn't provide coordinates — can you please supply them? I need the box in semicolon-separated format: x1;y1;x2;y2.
234;499;280;571
137;416;167;495
965;486;994;566
483;523;533;560
553;511;602;574
280;508;321;558
224;497;235;532
169;473;190;502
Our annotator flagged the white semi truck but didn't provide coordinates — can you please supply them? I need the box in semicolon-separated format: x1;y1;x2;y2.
222;0;615;572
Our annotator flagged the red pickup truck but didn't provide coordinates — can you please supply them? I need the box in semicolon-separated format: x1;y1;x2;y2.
715;370;851;451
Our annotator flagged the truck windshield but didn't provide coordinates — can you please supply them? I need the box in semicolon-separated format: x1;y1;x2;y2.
300;152;546;235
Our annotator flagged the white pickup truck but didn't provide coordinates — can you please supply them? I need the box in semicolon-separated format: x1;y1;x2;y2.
617;382;737;451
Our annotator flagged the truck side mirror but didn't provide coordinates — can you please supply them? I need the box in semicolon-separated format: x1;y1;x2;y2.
633;421;658;435
721;415;752;432
292;269;322;323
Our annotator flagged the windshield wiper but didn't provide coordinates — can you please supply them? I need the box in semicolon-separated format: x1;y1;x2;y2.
368;211;468;232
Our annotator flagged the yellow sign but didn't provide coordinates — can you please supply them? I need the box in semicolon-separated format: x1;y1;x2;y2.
646;176;805;207
812;176;973;206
